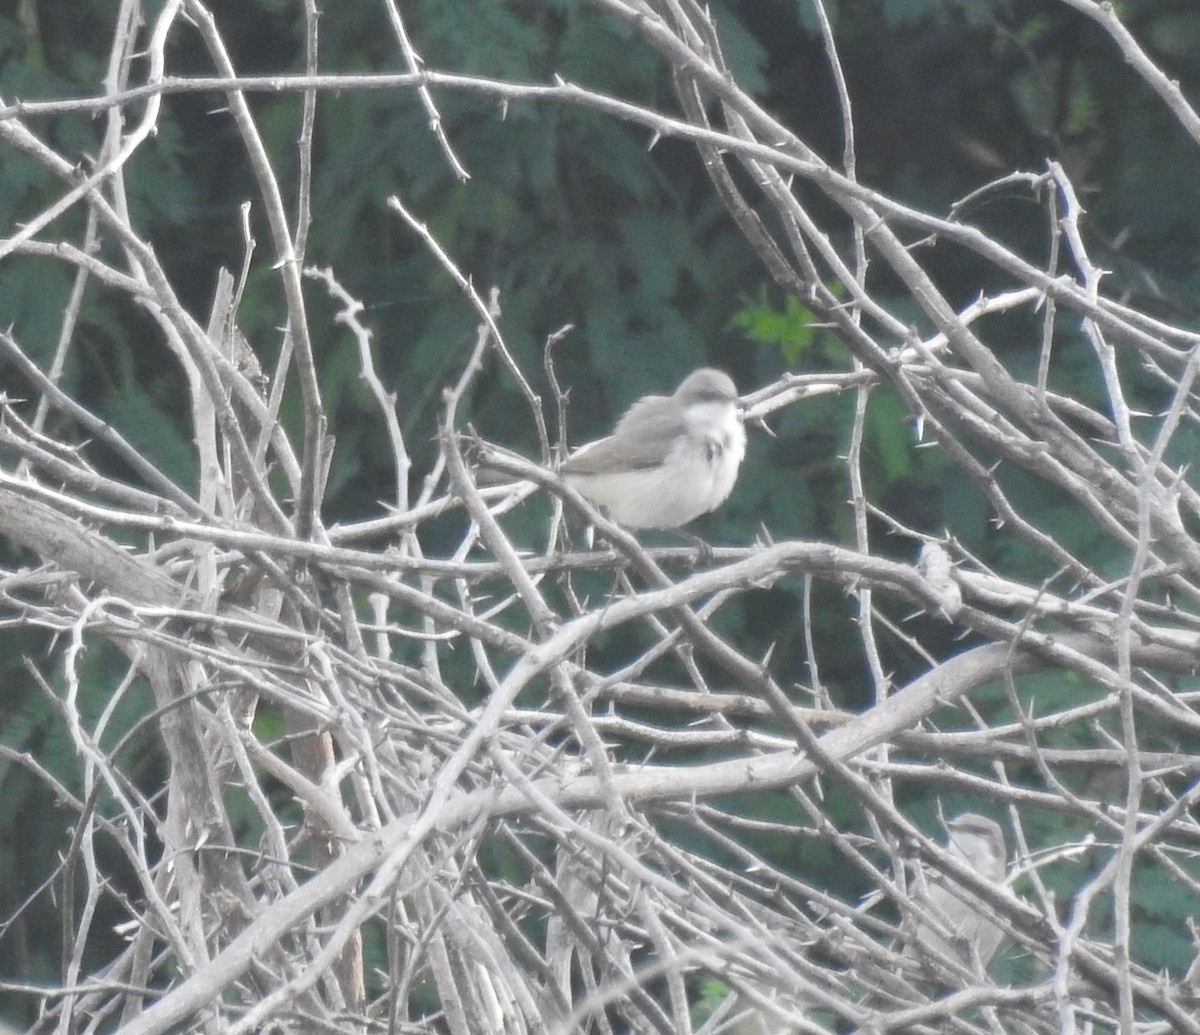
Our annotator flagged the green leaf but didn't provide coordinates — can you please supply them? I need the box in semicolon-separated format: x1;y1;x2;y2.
731;291;820;365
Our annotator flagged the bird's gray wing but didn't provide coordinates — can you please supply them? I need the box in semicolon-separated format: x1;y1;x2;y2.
562;398;684;474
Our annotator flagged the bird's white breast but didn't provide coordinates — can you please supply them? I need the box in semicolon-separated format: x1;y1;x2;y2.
573;403;744;529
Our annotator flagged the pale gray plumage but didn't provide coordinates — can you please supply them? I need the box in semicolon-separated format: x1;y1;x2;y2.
908;813;1007;969
561;368;746;529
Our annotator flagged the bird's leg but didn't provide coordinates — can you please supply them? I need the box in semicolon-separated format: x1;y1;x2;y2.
671;527;713;566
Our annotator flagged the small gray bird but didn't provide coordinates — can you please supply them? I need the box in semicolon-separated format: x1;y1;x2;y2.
909;813;1007;969
561;368;746;529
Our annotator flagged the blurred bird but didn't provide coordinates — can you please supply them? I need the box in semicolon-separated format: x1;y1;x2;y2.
561;367;746;530
909;812;1007;969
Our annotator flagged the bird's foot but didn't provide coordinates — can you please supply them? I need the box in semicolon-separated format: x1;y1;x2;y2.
672;528;714;566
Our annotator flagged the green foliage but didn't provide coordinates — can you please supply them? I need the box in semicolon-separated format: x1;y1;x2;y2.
731;290;831;366
0;637;160;1001
691;975;733;1027
1133;858;1200;970
96;345;198;493
6;0;1200;1009
0;257;74;358
708;5;769;95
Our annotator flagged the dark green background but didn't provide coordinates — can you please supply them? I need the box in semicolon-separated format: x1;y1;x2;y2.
3;0;1200;1015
